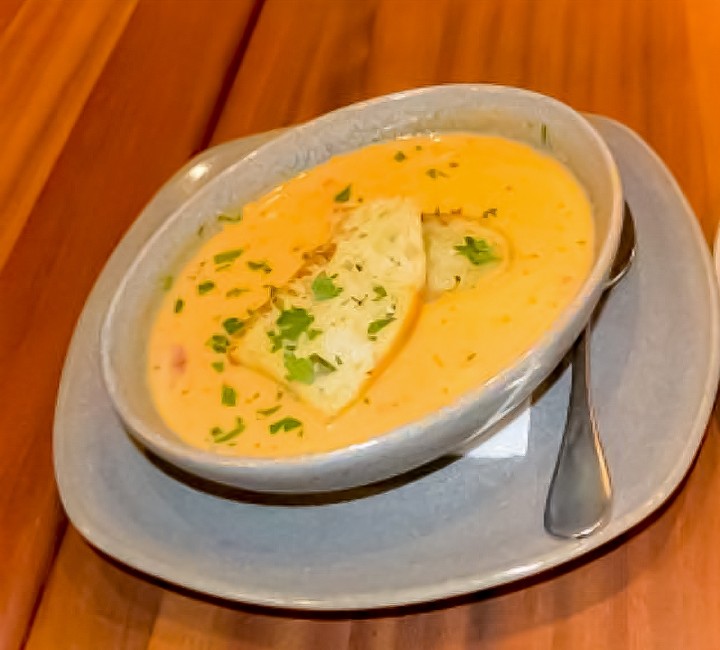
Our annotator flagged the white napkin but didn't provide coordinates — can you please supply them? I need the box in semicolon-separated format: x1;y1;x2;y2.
457;399;531;459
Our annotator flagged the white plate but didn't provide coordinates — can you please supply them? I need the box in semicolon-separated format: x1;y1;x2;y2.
54;116;719;610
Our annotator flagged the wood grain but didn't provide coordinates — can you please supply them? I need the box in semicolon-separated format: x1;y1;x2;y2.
11;0;720;648
0;0;138;272
0;1;259;648
25;529;162;650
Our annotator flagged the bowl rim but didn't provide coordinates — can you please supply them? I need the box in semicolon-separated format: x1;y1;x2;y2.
100;82;623;480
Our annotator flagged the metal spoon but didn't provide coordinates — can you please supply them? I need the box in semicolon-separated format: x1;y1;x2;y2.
544;203;636;539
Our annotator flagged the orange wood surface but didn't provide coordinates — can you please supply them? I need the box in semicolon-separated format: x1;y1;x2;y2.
0;0;259;648
3;0;720;648
0;0;138;270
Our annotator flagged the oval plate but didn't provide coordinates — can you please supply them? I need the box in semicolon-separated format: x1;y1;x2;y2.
54;116;719;610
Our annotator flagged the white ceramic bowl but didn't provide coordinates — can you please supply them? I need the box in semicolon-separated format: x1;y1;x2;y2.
101;84;623;493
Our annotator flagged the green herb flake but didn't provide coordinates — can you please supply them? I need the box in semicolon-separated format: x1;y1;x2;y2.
222;317;245;335
257;405;281;417
454;236;499;266
368;317;395;337
226;287;248;298
482;207;498;218
221;384;237;407
211;361;224;373
270;307;315;351
334;184;351;203
394;151;407;162
415;145;423;151
335;355;343;366
174;298;185;313
541;123;548;146
206;334;230;353
197;280;216;295
247;260;272;273
211;417;245;443
426;168;448;179
269;417;303;434
213;248;244;265
372;285;387;300
309;353;336;375
284;352;315;384
312;271;343;301
217;210;243;223
197;224;205;237
307;328;322;340
162;275;173;291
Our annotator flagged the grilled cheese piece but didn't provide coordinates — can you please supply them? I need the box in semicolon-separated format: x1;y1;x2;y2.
230;198;425;416
423;215;509;300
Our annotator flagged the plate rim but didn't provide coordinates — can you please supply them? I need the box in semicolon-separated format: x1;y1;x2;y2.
54;114;720;610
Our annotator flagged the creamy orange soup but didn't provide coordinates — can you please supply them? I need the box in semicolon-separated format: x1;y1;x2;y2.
147;134;594;456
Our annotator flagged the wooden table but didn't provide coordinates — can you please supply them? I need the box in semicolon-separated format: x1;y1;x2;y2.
3;0;720;647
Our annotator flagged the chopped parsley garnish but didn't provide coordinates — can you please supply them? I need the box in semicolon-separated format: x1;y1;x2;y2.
269;417;303;434
541;123;548;146
247;260;272;273
372;285;387;300
174;298;184;313
368;317;395;337
283;352;315;384
221;384;237;407
307;328;322;340
210;417;245;442
226;287;248;298
257;405;281;417
213;248;243;264
454;236;498;265
211;361;224;373
206;334;230;353
282;352;337;385
449;161;459;168
197;224;205;237
162;275;173;291
426;168;448;179
309;353;336;374
197;280;215;295
311;271;343;300
482;207;498;218
268;307;314;351
222;317;245;335
394;151;407;162
334;184;351;202
217;210;243;223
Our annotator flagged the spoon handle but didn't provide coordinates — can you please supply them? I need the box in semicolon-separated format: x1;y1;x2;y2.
544;328;612;538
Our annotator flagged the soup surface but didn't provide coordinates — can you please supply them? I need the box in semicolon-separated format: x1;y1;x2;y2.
147;133;594;456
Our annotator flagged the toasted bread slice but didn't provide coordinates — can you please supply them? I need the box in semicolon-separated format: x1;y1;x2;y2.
230;198;425;416
423;215;509;300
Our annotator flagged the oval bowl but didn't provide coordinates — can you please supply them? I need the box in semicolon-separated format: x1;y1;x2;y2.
101;84;623;493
